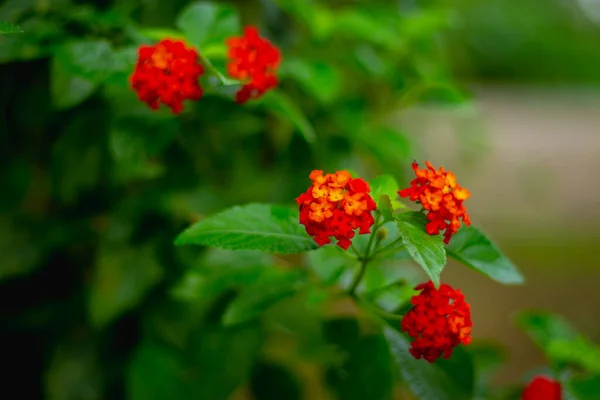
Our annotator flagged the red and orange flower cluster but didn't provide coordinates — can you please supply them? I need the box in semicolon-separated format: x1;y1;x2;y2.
130;39;204;114
296;170;376;250
522;376;562;400
130;26;280;113
226;26;281;104
399;161;471;244
401;281;472;362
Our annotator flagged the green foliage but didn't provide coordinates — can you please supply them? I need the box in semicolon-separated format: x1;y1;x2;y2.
447;226;524;284
396;212;446;286
175;203;317;254
516;311;600;373
324;318;393;400
0;21;23;34
1;0;586;398
89;244;163;328
384;326;469;400
222;268;307;326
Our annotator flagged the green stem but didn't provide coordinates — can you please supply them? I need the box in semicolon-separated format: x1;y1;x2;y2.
348;212;382;296
357;297;404;321
372;237;404;257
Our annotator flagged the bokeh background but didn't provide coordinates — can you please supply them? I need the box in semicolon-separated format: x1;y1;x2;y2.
1;0;599;398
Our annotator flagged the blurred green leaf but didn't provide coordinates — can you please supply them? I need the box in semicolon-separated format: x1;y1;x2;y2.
250;361;302;400
324;318;393;400
306;245;354;285
384;325;468;400
568;375;600;400
447;226;524;284
176;2;239;48
109;119;178;182
51;112;108;204
516;311;578;347
128;342;190;400
89;245;163;328
547;338;600;374
139;28;189;43
378;195;394;222
396;211;446;287
45;341;102;400
467;341;506;399
0;21;23;34
258;90;316;143
369;174;405;214
54;40;128;84
282;58;341;104
0;217;46;280
175;203;318;254
51;54;97;109
222;269;307;326
435;345;475;397
189;323;263;399
516;311;600;372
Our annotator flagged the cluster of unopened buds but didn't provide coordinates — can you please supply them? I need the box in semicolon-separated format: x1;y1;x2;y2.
130;25;281;114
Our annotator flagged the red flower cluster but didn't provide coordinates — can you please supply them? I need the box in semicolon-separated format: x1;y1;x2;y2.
226;26;281;104
522;376;562;400
130;39;204;114
401;281;472;362
399;161;471;244
296;170;376;250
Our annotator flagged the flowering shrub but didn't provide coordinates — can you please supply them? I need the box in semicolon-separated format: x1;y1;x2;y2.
0;1;598;400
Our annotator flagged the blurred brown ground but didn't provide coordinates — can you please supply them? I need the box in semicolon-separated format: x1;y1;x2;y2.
400;84;600;384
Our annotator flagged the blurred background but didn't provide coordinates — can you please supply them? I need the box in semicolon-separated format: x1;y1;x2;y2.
1;0;599;398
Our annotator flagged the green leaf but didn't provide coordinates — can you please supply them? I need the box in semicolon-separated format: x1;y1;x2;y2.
281;58;341;104
324;318;393;400
128;342;190;400
175;203;318;254
176;2;240;48
89;244;163;328
516;311;578;347
467;341;506;398
446;226;524;285
54;40;128;84
250;361;302;400
384;326;468;400
396;211;446;287
51;54;97;109
378;195;394;222
189;323;263;399
258;90;317;143
139;28;189;43
45;340;102;400
516;311;600;372
0;217;46;280
51;111;109;204
568;375;600;400
435;345;475;396
222;269;307;326
0;21;23;34
307;245;354;285
369;174;405;217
